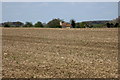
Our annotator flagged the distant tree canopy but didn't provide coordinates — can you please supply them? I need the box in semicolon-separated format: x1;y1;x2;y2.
47;19;62;28
34;21;43;27
24;22;33;27
2;21;24;27
4;23;11;27
75;23;81;28
115;16;120;27
106;22;119;28
106;23;111;28
14;21;24;27
70;19;76;28
79;22;86;28
1;17;120;28
75;22;89;28
114;23;119;27
109;16;120;27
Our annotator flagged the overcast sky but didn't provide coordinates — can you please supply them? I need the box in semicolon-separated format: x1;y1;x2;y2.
2;2;118;23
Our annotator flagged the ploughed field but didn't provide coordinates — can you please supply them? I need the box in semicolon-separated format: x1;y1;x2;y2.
2;28;118;78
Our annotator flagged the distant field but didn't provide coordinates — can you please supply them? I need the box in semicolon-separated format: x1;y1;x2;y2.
2;28;118;78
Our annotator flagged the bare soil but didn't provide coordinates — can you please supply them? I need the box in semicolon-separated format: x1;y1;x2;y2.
2;28;118;78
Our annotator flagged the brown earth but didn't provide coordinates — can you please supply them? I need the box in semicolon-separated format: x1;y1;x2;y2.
2;28;118;78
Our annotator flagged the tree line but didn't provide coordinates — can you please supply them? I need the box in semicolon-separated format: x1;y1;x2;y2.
1;17;120;28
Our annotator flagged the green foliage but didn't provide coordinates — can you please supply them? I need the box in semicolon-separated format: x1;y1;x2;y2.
2;17;119;28
4;23;10;27
42;23;48;28
106;22;120;28
34;21;43;27
14;21;24;27
76;22;93;28
3;21;24;27
79;22;86;28
110;16;120;28
92;24;105;28
75;23;81;28
114;23;119;27
47;19;62;28
24;22;33;27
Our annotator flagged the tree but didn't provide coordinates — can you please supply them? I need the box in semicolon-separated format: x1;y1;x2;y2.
2;22;11;27
89;25;93;28
24;22;33;27
14;21;24;27
47;18;62;28
2;21;24;27
79;22;86;28
75;23;81;28
34;21;43;27
106;23;111;28
70;19;76;28
4;23;10;27
114;23;119;27
110;23;114;27
42;23;48;28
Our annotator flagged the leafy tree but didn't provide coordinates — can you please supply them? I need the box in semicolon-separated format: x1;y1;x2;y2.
114;23;119;27
79;22;86;28
110;23;114;27
47;19;62;28
2;21;24;27
106;23;111;28
75;23;81;28
4;23;10;27
34;21;43;27
42;23;48;28
14;21;24;27
89;25;93;28
70;19;76;28
2;22;11;27
85;24;90;28
24;22;33;27
92;24;106;28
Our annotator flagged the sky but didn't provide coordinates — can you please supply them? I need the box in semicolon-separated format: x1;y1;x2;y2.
2;2;118;23
0;2;2;23
118;1;120;16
